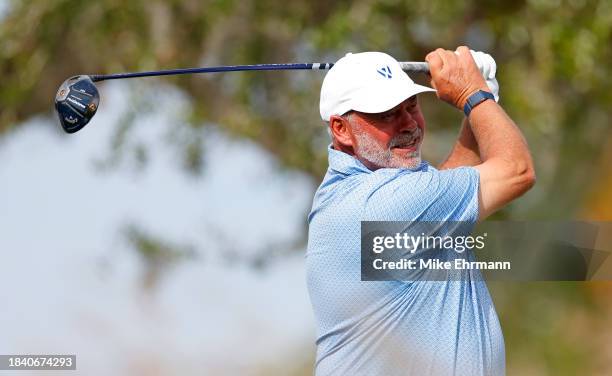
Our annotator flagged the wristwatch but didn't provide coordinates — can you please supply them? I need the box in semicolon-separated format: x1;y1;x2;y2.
463;90;495;117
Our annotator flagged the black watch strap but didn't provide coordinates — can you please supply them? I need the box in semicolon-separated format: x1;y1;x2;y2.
463;90;495;117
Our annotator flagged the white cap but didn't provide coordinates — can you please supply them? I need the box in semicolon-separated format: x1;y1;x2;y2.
320;52;435;121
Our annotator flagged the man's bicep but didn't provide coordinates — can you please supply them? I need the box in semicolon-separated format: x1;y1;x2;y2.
474;158;534;220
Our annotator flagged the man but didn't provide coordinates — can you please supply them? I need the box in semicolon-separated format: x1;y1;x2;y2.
306;47;535;375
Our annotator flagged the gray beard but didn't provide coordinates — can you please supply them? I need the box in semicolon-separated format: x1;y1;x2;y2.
353;131;422;169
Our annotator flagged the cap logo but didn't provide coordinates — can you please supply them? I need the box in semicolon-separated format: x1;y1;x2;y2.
376;65;392;79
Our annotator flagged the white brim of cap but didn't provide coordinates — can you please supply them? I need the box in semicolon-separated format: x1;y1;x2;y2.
350;83;436;114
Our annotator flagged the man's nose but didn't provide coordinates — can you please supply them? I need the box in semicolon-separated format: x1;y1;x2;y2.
397;110;418;132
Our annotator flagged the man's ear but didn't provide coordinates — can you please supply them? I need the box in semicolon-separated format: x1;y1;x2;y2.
329;115;354;148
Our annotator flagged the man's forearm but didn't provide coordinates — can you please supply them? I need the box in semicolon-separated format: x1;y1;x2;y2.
469;99;536;219
469;100;531;166
438;118;481;170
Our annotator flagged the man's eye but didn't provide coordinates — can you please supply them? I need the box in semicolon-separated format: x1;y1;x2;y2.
382;111;396;120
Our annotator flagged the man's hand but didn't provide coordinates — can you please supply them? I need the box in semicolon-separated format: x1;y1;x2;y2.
425;46;490;110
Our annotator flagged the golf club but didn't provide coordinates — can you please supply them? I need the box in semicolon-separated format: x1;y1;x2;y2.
54;62;430;134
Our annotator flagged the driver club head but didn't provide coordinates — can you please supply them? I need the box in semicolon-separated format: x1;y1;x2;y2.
54;75;100;133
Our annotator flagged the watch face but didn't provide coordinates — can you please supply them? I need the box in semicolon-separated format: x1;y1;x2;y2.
469;91;484;106
464;91;494;116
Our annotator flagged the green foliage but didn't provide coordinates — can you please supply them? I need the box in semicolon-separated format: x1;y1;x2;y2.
490;282;605;375
1;0;611;215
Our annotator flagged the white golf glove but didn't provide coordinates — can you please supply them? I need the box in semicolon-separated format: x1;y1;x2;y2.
469;50;499;102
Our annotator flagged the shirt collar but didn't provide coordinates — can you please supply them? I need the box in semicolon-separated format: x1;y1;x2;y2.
328;145;371;176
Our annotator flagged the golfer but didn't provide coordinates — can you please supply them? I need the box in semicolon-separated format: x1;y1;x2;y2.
306;46;535;375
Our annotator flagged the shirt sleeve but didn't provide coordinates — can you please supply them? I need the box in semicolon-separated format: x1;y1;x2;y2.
362;166;480;223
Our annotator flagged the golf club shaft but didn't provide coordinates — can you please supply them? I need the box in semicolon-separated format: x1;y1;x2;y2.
89;62;429;82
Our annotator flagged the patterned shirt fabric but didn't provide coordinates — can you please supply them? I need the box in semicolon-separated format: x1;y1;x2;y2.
306;146;505;376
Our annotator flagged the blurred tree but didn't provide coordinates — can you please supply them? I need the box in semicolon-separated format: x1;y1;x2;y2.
1;0;611;218
124;224;197;291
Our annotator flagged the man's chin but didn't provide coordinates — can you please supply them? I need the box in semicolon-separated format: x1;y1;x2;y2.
395;157;422;169
390;149;422;168
373;155;421;169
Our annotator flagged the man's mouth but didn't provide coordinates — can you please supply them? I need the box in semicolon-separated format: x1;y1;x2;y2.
391;134;421;151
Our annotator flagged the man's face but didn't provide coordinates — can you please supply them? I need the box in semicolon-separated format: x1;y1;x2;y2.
345;96;426;170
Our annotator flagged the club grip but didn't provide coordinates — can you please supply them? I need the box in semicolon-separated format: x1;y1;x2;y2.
399;62;429;73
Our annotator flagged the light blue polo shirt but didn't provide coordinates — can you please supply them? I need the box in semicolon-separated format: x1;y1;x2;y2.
306;146;505;376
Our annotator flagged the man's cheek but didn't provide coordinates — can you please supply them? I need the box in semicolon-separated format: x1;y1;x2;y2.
416;114;426;131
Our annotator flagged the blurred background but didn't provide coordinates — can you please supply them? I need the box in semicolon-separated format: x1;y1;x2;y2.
1;0;611;375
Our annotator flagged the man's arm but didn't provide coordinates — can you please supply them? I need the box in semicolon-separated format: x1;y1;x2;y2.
426;46;536;221
438;117;481;169
468;99;535;220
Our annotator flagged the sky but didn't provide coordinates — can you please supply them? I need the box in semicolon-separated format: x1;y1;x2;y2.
0;0;7;19
0;81;318;375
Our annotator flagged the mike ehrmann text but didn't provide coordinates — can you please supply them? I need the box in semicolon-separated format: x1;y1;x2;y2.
373;258;511;270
